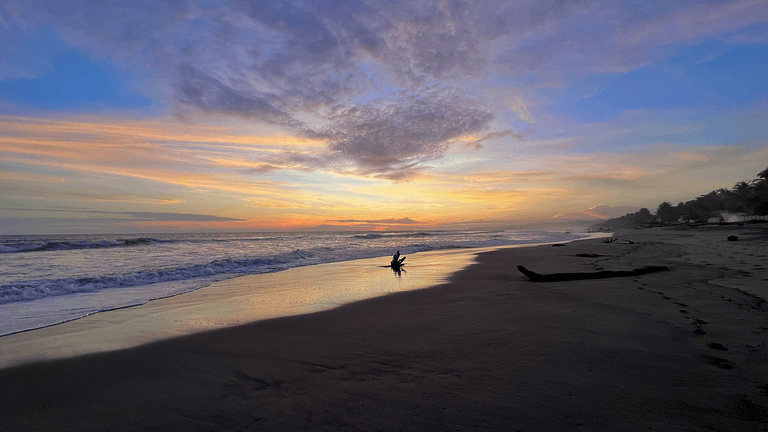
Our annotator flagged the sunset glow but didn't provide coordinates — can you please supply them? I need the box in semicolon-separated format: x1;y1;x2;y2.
1;0;767;233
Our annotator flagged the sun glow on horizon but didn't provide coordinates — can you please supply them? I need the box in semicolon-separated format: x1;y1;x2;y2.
1;1;767;234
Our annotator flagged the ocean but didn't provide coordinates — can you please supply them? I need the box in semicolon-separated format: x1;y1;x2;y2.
0;230;588;336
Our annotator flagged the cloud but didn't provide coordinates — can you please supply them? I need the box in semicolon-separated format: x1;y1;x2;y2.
176;65;305;129
2;208;243;222
118;211;242;222
315;92;495;179
5;0;767;182
327;217;421;225
466;130;525;150
0;115;321;203
5;0;510;180
495;0;768;76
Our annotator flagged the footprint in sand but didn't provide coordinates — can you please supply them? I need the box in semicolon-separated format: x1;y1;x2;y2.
708;342;728;351
701;355;734;369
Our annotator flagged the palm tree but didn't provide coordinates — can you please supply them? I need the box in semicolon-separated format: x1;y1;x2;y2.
754;168;768;215
593;166;768;228
731;181;753;213
757;167;768;182
656;201;677;223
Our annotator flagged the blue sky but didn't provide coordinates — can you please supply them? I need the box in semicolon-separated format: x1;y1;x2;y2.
0;26;155;110
1;0;767;233
561;40;768;122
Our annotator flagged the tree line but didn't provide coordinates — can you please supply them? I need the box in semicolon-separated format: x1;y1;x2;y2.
596;167;768;227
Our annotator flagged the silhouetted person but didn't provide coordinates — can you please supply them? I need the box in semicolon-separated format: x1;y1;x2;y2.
392;250;400;263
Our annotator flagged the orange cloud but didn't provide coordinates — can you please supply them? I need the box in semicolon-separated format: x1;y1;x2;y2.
4;113;767;232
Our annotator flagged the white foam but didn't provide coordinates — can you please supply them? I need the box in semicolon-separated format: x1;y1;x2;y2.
0;230;590;335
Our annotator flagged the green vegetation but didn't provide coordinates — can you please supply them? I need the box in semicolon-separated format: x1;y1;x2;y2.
596;167;768;228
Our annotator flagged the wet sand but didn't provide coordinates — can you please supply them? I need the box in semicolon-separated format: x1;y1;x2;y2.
0;248;480;368
2;226;767;431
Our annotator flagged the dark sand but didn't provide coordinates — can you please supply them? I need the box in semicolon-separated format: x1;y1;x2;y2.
2;227;768;431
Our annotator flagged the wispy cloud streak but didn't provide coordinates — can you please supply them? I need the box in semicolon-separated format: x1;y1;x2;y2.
1;208;243;222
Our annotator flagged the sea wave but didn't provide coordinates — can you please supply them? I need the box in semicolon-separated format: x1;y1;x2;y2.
352;233;383;239
0;235;294;254
0;237;165;253
0;231;589;306
0;248;319;304
350;231;442;240
0;240;492;304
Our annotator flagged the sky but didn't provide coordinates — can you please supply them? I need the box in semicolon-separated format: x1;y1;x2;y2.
1;0;767;234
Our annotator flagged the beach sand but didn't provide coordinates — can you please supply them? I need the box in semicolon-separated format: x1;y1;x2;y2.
1;226;767;431
0;248;480;368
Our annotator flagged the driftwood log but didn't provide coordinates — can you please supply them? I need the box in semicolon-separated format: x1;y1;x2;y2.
517;265;669;282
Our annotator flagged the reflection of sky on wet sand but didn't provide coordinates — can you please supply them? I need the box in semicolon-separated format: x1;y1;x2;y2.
0;248;479;368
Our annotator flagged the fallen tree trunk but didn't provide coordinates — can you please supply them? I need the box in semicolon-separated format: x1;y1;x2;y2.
517;265;669;282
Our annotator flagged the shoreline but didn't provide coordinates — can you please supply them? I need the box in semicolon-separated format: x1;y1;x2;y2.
0;246;482;368
2;226;767;430
0;232;608;368
0;230;599;340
